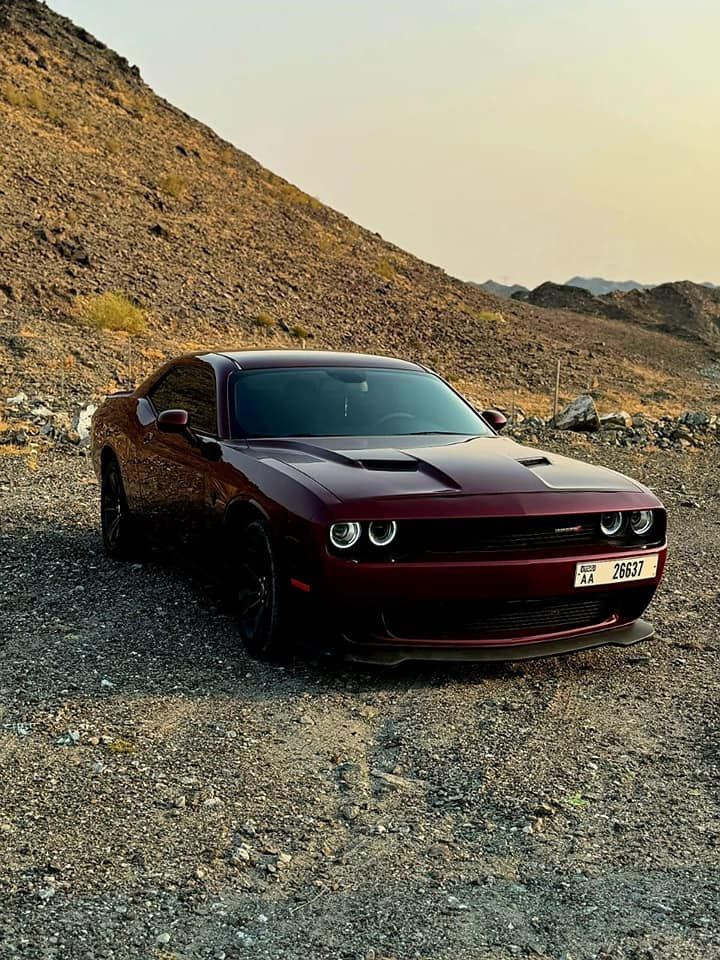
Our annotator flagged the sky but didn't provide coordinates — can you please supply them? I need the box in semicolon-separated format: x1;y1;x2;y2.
49;0;720;288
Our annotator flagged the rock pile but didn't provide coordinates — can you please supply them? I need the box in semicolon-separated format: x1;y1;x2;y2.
1;390;96;448
3;386;717;457
510;399;719;452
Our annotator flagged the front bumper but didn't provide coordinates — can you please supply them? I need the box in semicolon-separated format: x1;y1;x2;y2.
308;544;666;663
342;617;655;664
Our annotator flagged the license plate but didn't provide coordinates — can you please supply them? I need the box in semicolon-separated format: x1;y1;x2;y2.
574;554;658;588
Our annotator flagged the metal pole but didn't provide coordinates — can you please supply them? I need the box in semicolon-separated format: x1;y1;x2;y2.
510;365;517;425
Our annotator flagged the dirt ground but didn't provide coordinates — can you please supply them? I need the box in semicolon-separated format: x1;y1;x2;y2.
1;442;719;960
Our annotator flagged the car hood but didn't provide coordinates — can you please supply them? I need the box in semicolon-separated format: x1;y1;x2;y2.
238;435;645;501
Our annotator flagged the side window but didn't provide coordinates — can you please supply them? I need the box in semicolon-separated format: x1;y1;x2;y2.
148;365;217;436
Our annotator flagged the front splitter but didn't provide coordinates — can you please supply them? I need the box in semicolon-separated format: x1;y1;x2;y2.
342;618;655;665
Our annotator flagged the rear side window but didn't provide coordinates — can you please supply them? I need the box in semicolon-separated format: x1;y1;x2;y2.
148;365;217;436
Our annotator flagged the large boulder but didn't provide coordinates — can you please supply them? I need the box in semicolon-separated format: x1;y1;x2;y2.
554;394;600;432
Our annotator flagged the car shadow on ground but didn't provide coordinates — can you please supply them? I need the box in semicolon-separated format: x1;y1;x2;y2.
1;523;616;706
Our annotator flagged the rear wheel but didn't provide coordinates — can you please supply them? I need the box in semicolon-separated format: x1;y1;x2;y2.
235;519;289;659
101;455;142;560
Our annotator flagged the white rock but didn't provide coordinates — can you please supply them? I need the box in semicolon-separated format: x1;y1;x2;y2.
74;403;98;443
600;410;632;430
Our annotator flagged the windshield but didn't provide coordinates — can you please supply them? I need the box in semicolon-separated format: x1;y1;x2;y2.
230;366;493;439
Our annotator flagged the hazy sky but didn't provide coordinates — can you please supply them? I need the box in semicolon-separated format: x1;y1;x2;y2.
49;0;720;287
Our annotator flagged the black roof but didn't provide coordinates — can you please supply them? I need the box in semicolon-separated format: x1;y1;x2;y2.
212;349;423;370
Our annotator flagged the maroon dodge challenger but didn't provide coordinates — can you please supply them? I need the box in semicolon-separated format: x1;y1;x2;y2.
91;350;666;663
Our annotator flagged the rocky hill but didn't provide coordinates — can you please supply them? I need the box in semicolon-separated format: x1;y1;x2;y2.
513;279;720;348
606;281;720;345
0;0;718;424
511;281;599;312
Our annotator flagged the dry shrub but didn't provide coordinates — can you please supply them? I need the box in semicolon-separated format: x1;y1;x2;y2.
157;173;189;199
274;181;322;210
75;292;146;333
475;309;506;324
2;82;62;121
1;82;26;107
376;257;397;283
115;90;149;117
290;324;310;341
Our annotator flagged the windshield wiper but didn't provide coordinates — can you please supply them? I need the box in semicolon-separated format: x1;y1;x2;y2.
399;431;473;436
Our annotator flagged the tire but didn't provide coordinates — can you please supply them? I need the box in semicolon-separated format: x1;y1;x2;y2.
100;454;143;561
235;519;289;659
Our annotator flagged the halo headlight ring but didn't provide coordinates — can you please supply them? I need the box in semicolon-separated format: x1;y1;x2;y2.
630;510;654;536
600;511;624;537
329;521;362;550
368;520;397;547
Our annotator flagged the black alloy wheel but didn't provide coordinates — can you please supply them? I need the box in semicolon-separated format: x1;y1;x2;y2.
236;519;288;659
101;455;141;560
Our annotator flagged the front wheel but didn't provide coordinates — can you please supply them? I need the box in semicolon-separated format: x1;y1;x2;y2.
100;455;143;560
235;520;289;659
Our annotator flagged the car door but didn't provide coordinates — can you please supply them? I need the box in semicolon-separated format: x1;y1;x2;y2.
138;362;220;556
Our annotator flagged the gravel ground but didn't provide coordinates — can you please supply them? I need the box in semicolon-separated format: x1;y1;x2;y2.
1;443;719;960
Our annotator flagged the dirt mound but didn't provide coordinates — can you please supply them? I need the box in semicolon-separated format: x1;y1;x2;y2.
0;0;717;419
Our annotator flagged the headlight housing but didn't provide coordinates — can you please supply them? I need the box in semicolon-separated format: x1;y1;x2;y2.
630;510;654;536
329;521;361;550
368;520;397;547
600;511;624;537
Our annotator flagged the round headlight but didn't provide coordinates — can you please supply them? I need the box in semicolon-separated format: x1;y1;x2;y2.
368;520;397;547
329;521;361;550
600;511;624;537
630;510;653;536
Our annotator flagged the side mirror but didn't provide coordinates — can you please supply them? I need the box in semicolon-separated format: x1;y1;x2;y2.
482;409;508;432
157;409;190;434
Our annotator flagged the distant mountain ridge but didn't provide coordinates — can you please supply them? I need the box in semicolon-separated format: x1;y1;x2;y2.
474;279;529;299
565;276;652;296
480;276;719;299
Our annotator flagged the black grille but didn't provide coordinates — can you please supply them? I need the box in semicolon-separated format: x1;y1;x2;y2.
396;514;596;559
380;587;656;641
383;594;612;640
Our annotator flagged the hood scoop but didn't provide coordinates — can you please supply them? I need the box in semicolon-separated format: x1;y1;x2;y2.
357;457;419;472
345;447;460;490
518;456;552;468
